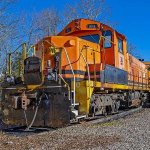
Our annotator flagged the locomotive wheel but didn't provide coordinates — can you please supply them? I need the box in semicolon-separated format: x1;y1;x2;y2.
114;101;120;113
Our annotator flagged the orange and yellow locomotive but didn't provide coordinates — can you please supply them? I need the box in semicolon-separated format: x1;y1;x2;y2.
1;19;149;128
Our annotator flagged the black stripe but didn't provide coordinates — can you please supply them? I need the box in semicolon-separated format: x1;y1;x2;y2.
85;72;101;76
62;69;101;75
61;71;149;86
62;70;85;75
63;77;84;82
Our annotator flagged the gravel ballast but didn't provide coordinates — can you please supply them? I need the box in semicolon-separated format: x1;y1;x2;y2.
0;108;150;150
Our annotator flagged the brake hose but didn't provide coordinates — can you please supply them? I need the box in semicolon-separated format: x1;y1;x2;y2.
25;93;48;131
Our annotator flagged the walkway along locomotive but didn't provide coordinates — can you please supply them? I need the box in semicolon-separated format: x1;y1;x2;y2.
1;19;150;128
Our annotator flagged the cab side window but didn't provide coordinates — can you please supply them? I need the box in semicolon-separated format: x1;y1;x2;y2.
102;30;112;48
118;38;123;53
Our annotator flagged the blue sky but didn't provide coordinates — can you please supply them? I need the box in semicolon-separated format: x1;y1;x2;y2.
15;0;150;61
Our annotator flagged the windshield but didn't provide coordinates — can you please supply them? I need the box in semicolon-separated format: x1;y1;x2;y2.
80;34;99;44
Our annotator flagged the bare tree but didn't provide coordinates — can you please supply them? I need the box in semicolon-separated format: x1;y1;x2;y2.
0;0;19;74
19;8;60;49
37;9;60;36
127;42;142;59
62;0;111;27
0;7;61;75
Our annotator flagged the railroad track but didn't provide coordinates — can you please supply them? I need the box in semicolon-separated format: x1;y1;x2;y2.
0;106;143;136
87;107;142;124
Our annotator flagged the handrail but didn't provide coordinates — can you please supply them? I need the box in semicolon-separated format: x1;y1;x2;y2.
27;45;36;56
11;42;26;54
63;47;76;106
80;52;91;99
58;74;71;101
7;43;26;76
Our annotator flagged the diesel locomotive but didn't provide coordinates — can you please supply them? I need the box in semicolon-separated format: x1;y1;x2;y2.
0;19;150;128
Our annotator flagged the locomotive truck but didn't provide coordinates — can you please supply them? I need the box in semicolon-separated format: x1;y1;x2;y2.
0;19;149;128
